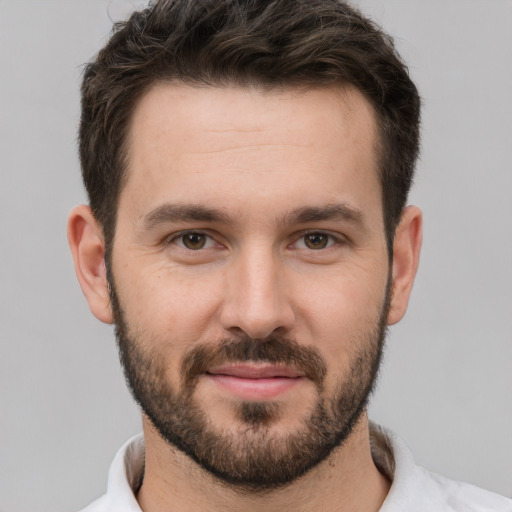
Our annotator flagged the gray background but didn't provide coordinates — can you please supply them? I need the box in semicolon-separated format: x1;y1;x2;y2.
1;1;511;511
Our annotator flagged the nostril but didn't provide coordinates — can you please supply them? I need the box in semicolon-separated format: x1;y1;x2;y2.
219;263;295;338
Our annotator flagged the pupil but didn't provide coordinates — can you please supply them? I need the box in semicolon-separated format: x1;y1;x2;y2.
184;233;205;249
306;233;327;249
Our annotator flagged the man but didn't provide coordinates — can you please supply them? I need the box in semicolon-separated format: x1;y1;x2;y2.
67;0;512;510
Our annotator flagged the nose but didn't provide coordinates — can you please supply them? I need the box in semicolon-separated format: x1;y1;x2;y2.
219;246;295;339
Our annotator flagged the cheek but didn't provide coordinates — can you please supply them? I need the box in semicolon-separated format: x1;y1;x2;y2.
303;266;387;323
115;262;224;352
296;264;388;360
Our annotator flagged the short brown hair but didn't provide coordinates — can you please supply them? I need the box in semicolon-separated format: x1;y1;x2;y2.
79;0;421;252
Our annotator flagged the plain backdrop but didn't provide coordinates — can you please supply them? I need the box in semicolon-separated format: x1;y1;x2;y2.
1;1;511;511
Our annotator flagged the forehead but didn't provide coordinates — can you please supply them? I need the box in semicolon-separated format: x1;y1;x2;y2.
121;82;381;226
127;82;378;161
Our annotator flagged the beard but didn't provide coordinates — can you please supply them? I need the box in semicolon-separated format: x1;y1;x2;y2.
108;275;390;491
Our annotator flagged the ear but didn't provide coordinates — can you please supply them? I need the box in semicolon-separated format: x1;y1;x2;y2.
387;205;423;326
67;205;114;324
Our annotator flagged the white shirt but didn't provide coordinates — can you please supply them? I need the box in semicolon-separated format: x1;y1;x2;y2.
80;424;512;511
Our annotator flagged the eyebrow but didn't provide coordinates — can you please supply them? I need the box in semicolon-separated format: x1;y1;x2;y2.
140;202;364;231
141;204;232;230
283;204;364;226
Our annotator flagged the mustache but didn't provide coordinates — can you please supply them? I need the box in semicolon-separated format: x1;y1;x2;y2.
181;335;327;390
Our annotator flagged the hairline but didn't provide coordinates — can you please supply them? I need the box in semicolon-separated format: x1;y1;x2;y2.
104;78;394;260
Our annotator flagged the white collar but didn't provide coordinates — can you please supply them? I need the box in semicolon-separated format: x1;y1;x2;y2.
87;423;510;511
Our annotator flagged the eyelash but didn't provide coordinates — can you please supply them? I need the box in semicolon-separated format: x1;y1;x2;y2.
168;231;218;251
166;230;344;252
293;231;341;250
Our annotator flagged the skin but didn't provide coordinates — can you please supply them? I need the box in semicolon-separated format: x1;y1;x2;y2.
68;83;422;512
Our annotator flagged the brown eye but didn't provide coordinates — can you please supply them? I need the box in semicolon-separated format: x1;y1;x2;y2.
181;233;207;250
303;233;329;249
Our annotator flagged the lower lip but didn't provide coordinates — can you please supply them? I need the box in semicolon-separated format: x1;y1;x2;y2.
205;374;304;400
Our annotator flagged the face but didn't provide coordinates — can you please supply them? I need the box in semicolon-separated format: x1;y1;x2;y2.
109;84;392;489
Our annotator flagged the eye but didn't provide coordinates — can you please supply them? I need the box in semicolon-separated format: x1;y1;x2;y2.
173;232;216;250
295;232;337;250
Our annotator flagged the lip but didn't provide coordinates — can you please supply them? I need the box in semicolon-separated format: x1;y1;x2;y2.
207;363;305;379
205;363;305;400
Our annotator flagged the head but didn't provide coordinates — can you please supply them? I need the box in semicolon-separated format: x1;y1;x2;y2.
69;0;422;492
79;0;421;257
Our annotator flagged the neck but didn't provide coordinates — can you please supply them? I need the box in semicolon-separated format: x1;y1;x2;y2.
137;414;390;512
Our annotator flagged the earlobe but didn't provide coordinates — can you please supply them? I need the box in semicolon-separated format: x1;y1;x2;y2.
67;205;114;324
387;205;423;326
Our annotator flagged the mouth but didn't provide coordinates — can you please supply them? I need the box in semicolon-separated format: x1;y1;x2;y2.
204;363;306;400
